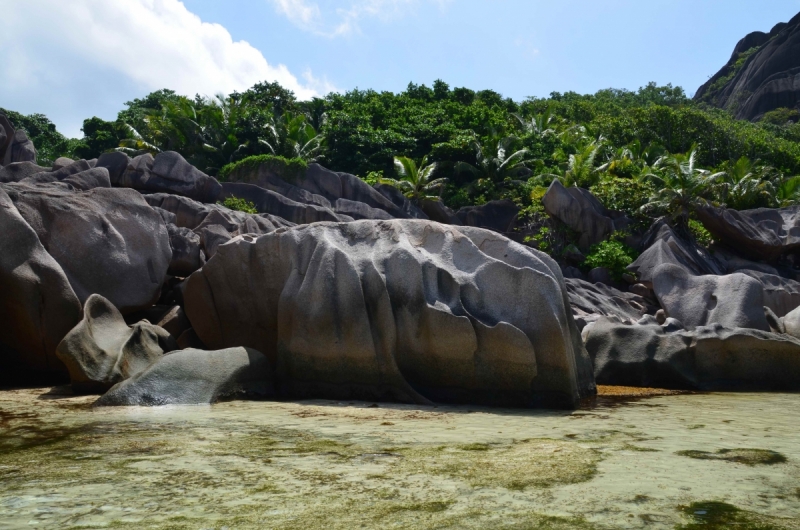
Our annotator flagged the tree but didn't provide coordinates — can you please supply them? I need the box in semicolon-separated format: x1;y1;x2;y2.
716;156;775;210
381;156;447;203
454;132;531;183
642;148;724;234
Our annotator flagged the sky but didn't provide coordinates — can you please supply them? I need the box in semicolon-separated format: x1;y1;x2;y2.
1;0;799;138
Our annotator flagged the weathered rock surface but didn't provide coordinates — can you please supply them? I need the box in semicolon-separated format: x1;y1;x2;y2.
373;183;428;220
0;161;50;183
166;223;206;276
0;113;13;161
739;269;800;317
565;278;657;330
56;295;177;393
586;317;800;390
695;13;800;120
3;130;36;165
184;220;594;408
456;199;519;233
652;264;770;331
0;187;82;382
3;184;172;312
95;151;131;184
333;197;393;220
542;180;629;251
53;157;75;170
627;221;724;286
220;181;347;224
95;347;273;406
119;151;222;203
420;198;462;225
695;204;800;263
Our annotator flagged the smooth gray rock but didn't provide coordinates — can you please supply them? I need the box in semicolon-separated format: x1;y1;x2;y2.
652;264;770;331
586;317;800;390
0;187;82;382
156;305;192;339
4;130;36;164
782;305;800;339
119;151;223;203
373;183;428;219
0;161;50;183
739;269;800;317
627;221;724;287
220;181;346;224
3;184;172;313
0;113;12;161
565;278;656;331
333;197;393;220
56;295;177;394
456;199;519;233
420;198;461;225
95;347;273;406
95;151;131;185
542;180;628;251
22;167;112;191
587;267;614;286
53;157;75;170
184;220;594;408
166;223;206;276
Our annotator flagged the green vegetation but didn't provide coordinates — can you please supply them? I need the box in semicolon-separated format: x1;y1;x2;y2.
219;197;258;214
8;78;800;268
677;501;799;530
676;448;788;466
582;239;639;280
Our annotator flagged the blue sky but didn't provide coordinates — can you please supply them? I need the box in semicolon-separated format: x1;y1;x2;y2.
2;0;799;138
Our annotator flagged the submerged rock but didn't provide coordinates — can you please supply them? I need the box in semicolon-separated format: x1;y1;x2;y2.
56;295;177;394
586;316;800;390
184;219;594;408
95;347;273;406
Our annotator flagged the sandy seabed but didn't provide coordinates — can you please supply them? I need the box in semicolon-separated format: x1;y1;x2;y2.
1;386;799;529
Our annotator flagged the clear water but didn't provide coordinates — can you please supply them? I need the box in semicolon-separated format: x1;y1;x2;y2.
1;388;799;529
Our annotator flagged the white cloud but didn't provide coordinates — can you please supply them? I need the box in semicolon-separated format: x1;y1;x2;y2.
269;0;452;37
0;0;334;136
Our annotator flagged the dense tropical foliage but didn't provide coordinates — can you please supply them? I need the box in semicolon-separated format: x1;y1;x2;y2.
6;79;800;265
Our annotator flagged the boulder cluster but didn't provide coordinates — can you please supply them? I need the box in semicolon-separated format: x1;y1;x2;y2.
0;121;593;408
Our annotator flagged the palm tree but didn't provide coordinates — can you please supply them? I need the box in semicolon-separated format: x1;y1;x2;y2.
454;132;531;184
641;148;724;234
513;104;556;137
773;174;800;207
537;138;603;188
716;156;775;210
381;156;447;203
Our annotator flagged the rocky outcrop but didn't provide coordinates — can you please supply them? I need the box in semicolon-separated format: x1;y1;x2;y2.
373;183;428;220
586;316;800;390
456;199;519;233
166;223;206;276
0;161;50;183
3;184;172;313
119;151;223;203
220;181;348;223
3;130;36;165
652;264;770;331
695;13;800;121
95;347;273;406
184;220;595;408
0;113;13;161
0;187;82;383
56;295;177;394
695;204;800;263
420;198;462;225
565;278;657;330
95;151;131;184
542;180;629;251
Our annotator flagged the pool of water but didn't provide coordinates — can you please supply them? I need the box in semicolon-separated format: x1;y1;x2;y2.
1;388;799;529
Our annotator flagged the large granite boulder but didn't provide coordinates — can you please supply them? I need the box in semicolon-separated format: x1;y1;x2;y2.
0;113;13;161
542;180;629;251
3;130;36;165
220;181;347;224
627;220;724;286
95;151;131;184
119;151;222;203
456;199;519;233
739;270;800;317
0;161;50;183
565;278;657;330
373;183;428;220
333;197;393;220
0;123;6;159
166;223;206;276
95;347;273;406
0;187;82;383
695;13;800;120
56;295;177;394
420;198;462;225
586;317;800;390
21;167;112;191
652;264;770;331
3;184;172;313
184;220;595;408
695;204;800;263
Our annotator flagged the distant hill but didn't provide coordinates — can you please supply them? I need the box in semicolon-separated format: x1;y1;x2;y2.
695;12;800;122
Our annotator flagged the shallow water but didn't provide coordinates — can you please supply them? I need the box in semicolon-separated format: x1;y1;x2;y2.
1;388;799;529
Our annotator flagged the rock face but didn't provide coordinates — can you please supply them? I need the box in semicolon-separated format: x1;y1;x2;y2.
695;204;800;263
652;264;770;331
542;180;628;251
166;224;206;276
0;162;50;183
456;199;519;233
695;13;800;121
4;130;36;165
3;184;172;313
95;347;273;406
119;151;223;203
220;182;348;224
565;278;656;330
586;317;800;390
184;220;595;408
56;295;177;393
420;198;462;225
0;187;82;382
0;113;13;161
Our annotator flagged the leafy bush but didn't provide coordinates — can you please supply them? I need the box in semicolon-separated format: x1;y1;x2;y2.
590;177;654;216
689;219;713;247
582;239;638;280
760;107;800;126
219;154;307;183
362;171;383;186
219;197;258;214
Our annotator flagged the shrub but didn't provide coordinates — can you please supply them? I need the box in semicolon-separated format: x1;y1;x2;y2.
582;238;638;280
219;196;258;214
362;171;383;186
689;219;713;247
218;154;308;183
590;177;654;217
